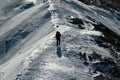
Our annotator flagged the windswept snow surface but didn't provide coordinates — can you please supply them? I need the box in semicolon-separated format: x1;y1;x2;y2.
0;0;120;80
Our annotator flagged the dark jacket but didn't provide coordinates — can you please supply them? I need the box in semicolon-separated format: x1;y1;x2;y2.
56;31;61;40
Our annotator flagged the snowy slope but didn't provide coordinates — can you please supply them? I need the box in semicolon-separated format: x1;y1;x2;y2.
0;0;120;80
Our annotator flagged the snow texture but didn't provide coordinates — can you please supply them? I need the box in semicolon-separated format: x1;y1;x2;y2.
0;0;120;80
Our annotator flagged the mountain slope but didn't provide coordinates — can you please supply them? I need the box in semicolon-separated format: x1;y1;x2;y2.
0;0;120;80
78;0;120;12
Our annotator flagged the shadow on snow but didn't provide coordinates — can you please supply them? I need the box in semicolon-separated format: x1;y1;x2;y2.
56;46;62;58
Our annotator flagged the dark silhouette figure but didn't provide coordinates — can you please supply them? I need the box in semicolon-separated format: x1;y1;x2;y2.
56;31;61;46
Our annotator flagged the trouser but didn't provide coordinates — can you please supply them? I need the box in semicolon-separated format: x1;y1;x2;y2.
57;39;60;46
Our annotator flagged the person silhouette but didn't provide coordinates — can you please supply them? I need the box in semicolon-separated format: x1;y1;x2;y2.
56;31;61;46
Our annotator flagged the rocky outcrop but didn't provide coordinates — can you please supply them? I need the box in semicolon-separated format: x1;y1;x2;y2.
78;0;120;12
93;57;120;80
77;51;120;80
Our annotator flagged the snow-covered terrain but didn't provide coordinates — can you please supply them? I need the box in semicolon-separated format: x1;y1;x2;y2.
0;0;120;80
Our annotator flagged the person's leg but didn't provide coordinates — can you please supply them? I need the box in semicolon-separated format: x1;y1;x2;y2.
58;39;60;45
56;39;59;46
57;40;58;46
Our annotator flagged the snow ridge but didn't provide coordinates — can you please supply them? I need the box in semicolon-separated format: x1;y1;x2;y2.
0;0;120;80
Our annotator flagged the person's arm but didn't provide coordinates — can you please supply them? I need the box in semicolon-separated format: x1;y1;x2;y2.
60;33;61;37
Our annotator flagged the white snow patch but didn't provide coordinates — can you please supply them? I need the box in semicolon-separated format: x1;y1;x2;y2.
25;0;36;3
44;62;74;72
80;30;102;36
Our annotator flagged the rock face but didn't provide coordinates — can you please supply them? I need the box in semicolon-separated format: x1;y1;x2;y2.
93;57;120;79
78;0;120;12
78;51;120;79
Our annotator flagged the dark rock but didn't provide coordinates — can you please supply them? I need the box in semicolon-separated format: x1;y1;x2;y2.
93;73;106;80
83;61;89;66
69;17;85;29
21;2;34;10
82;53;87;61
78;24;85;29
93;20;120;52
78;52;83;59
91;51;102;60
88;55;93;61
102;57;116;65
93;57;120;78
70;17;84;25
78;52;87;60
78;0;120;12
20;31;30;39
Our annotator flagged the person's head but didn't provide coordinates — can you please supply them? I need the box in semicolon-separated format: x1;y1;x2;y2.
56;31;59;33
56;31;61;35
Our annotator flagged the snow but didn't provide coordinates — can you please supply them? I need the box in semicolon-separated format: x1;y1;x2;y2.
80;30;102;36
25;0;36;3
0;0;120;80
0;3;45;37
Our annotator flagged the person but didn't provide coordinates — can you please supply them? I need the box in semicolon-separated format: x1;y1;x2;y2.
56;31;61;46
